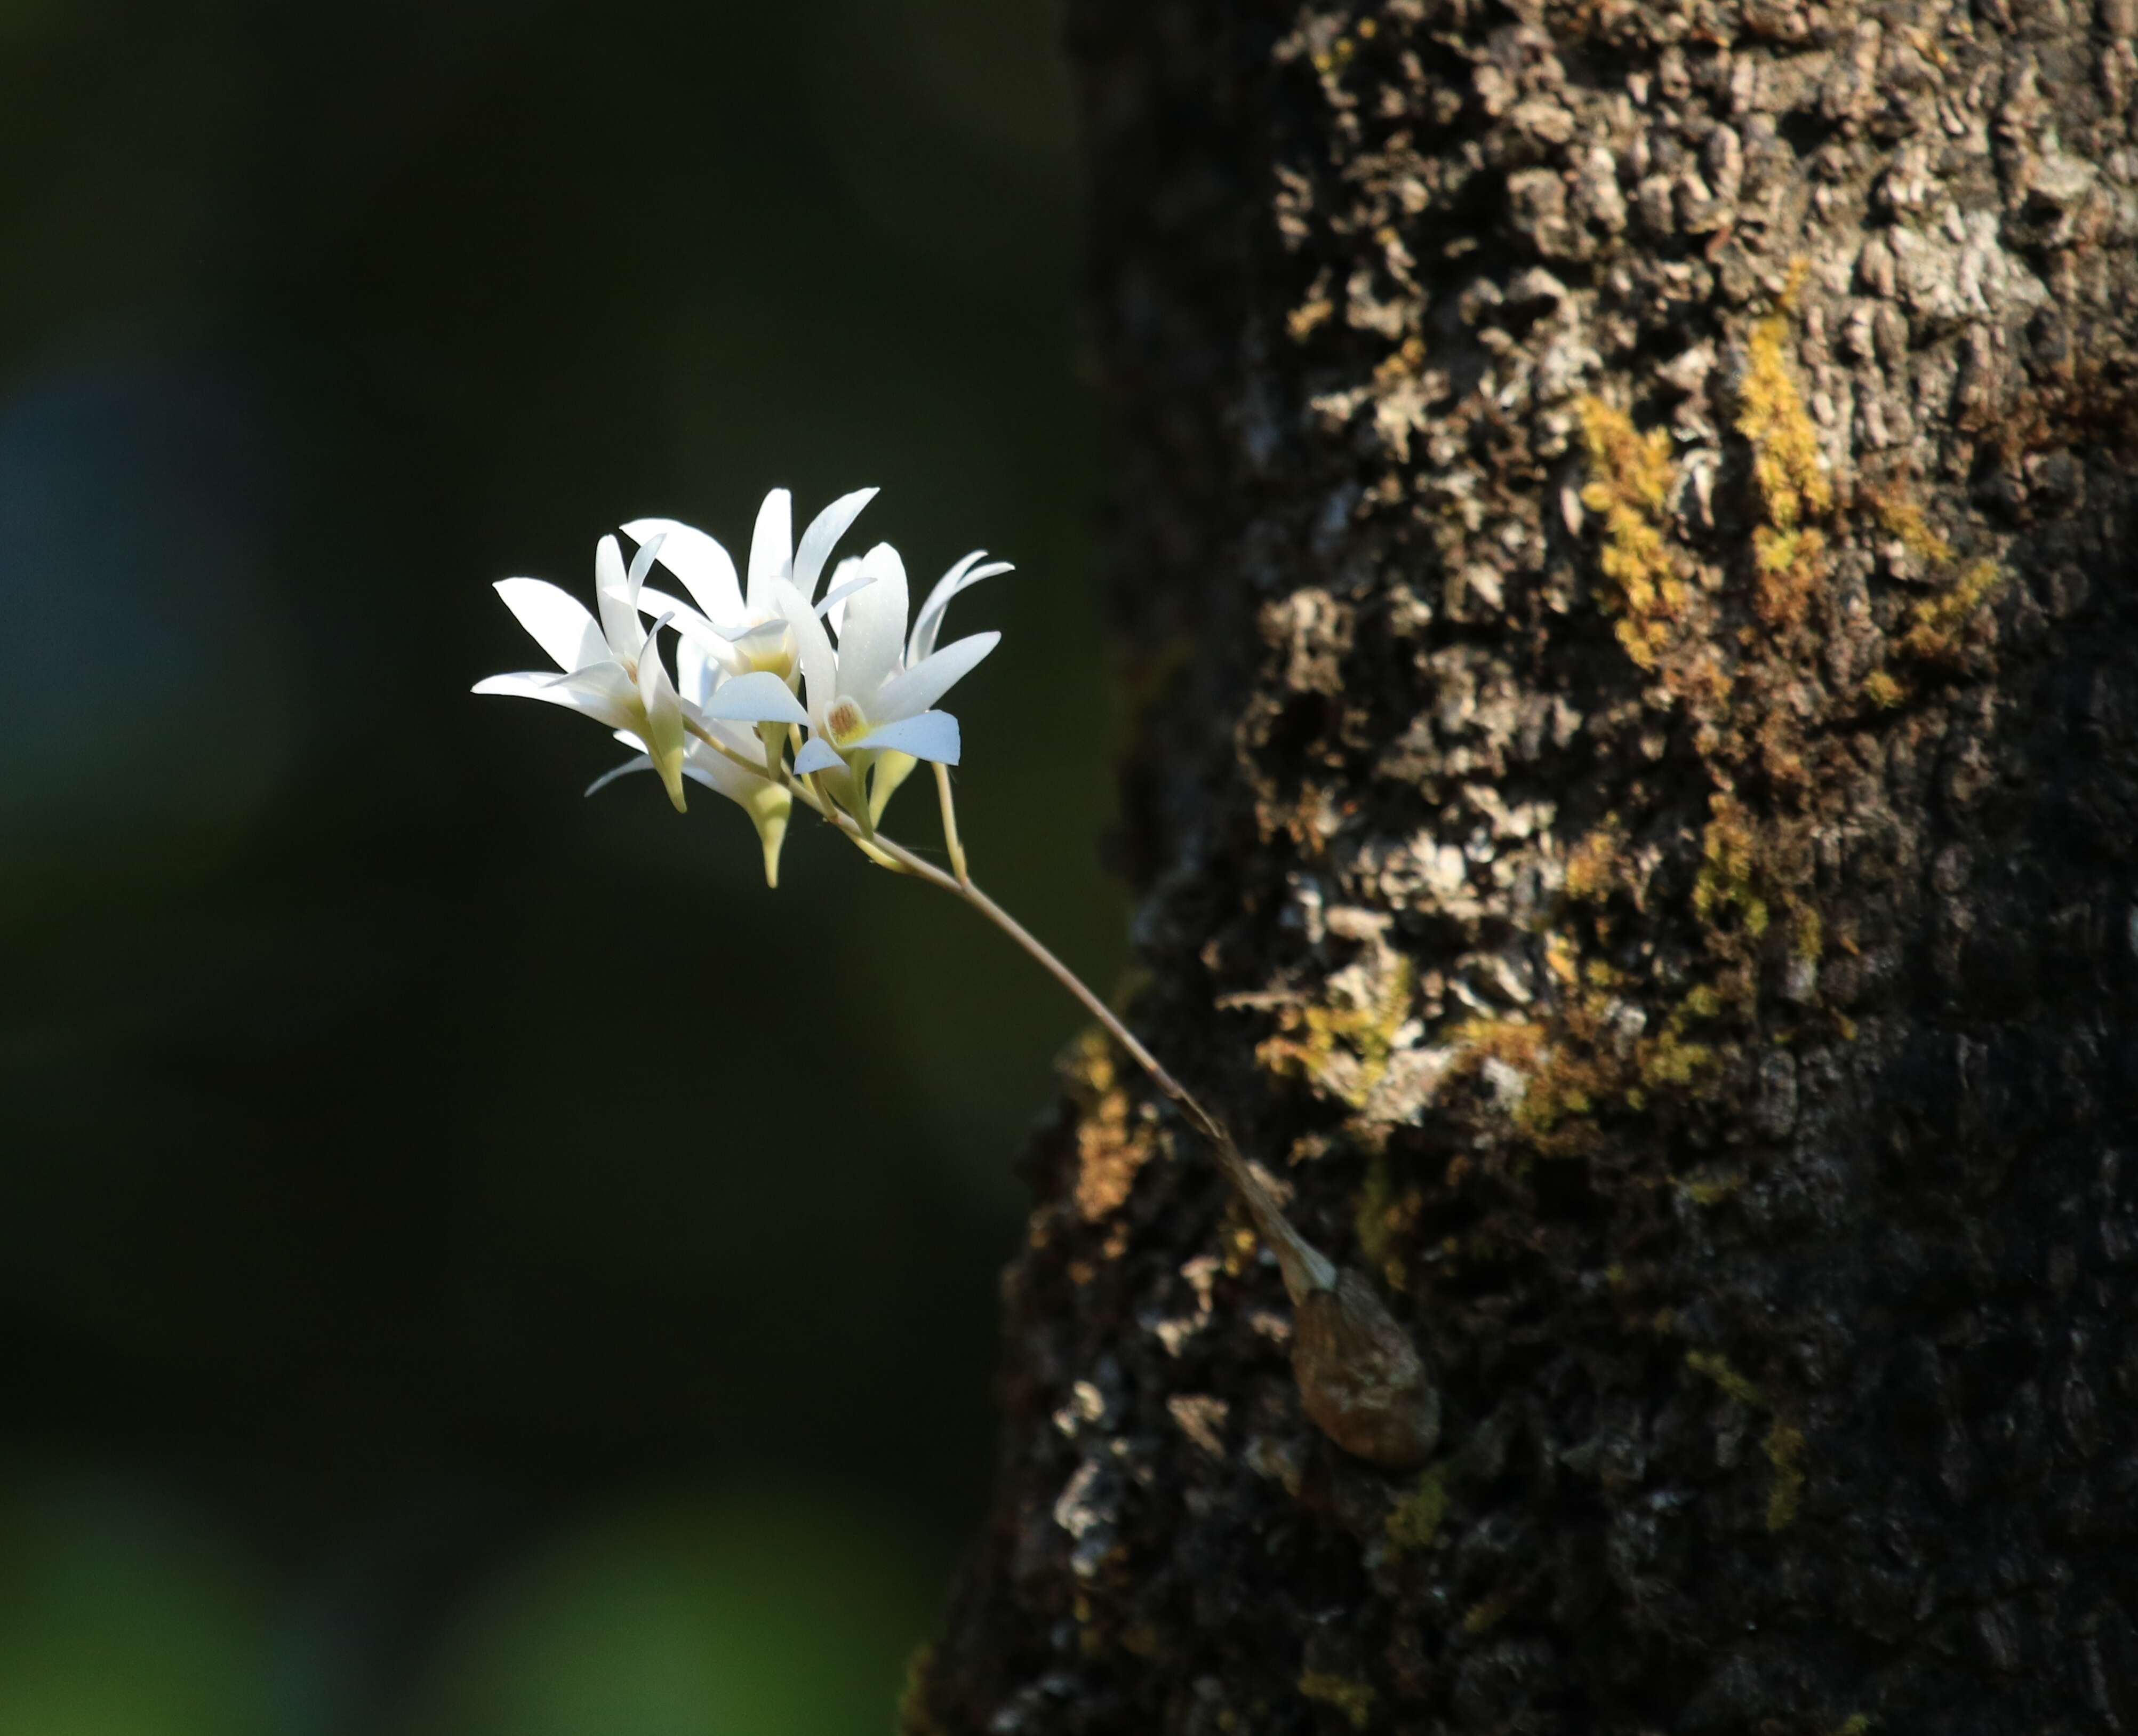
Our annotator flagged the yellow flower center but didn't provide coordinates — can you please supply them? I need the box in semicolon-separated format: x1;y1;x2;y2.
826;699;868;745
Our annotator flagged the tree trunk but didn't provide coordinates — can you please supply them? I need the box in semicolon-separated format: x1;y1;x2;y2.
910;0;2138;1729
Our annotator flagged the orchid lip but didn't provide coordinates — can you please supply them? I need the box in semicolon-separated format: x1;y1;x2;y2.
825;699;869;745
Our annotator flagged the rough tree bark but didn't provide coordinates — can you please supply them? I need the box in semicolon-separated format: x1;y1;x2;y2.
910;0;2138;1729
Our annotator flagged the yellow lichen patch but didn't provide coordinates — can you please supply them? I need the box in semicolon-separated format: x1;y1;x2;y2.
1544;931;1581;986
1739;265;1832;531
1575;397;1688;668
1288;295;1335;342
1633;1037;1711;1098
1554;275;1941;1162
1899;557;2006;662
1693;787;1813;962
1259;957;1415;1110
1373;333;1427;385
1354;1151;1420;1291
1830;1716;1877;1736
1686;1354;1812;1531
1445;1015;1597;1142
1749;522;1829;631
1685;1349;1765;1407
1512;1052;1613;1141
1765;1420;1807;1531
1449;996;1672;1153
1677;1169;1746;1206
1449;1017;1548;1073
1310;33;1359;77
1298;1673;1376;1731
1384;1468;1447;1553
1688;790;1817;987
1861;669;1906;709
1868;485;1955;566
1693;795;1771;941
1564;814;1629;902
1858;466;2003;693
1461;1587;1517;1635
1736;263;1832;633
1060;1028;1156;1221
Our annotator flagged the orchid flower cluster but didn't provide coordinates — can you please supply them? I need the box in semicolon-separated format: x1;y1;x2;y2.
473;487;1440;1471
474;486;1008;886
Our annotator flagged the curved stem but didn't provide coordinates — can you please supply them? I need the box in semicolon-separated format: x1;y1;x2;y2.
679;713;1335;1300
853;826;1336;1302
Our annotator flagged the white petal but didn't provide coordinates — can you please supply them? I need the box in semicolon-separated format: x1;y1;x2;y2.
475;667;638;733
791;486;878;603
792;737;844;775
688;691;765;758
638;588;747;679
870;630;999;723
636;586;711;633
643;585;781;650
626;531;666;597
700;668;810;726
676;633;715;712
909;550;986;658
474;670;562;698
624;517;743;624
817;558;874;637
772;575;838;721
637;643;688;811
637;636;676;722
595;534;644;660
493;578;608;674
746;489;792;611
909;557;1011;663
853;709;960;765
680;738;774;805
586;755;654;797
713;617;789;647
835;542;908;707
591;751;760;804
632;590;727;658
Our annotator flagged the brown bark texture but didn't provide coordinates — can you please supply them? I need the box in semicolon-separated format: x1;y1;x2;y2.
911;0;2138;1729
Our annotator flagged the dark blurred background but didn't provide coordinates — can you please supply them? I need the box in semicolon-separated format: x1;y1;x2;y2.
0;2;1118;1730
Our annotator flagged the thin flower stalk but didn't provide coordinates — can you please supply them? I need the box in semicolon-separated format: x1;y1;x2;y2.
681;706;1334;1299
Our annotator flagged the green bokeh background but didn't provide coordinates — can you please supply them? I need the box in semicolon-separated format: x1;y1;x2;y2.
0;2;1119;1730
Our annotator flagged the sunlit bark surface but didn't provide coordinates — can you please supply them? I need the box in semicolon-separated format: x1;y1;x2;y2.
912;0;2138;1727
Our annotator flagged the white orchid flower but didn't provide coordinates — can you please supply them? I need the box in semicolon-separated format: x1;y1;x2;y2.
705;540;998;830
843;547;1012;821
827;547;1012;664
586;637;794;886
473;534;691;811
622;487;877;689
